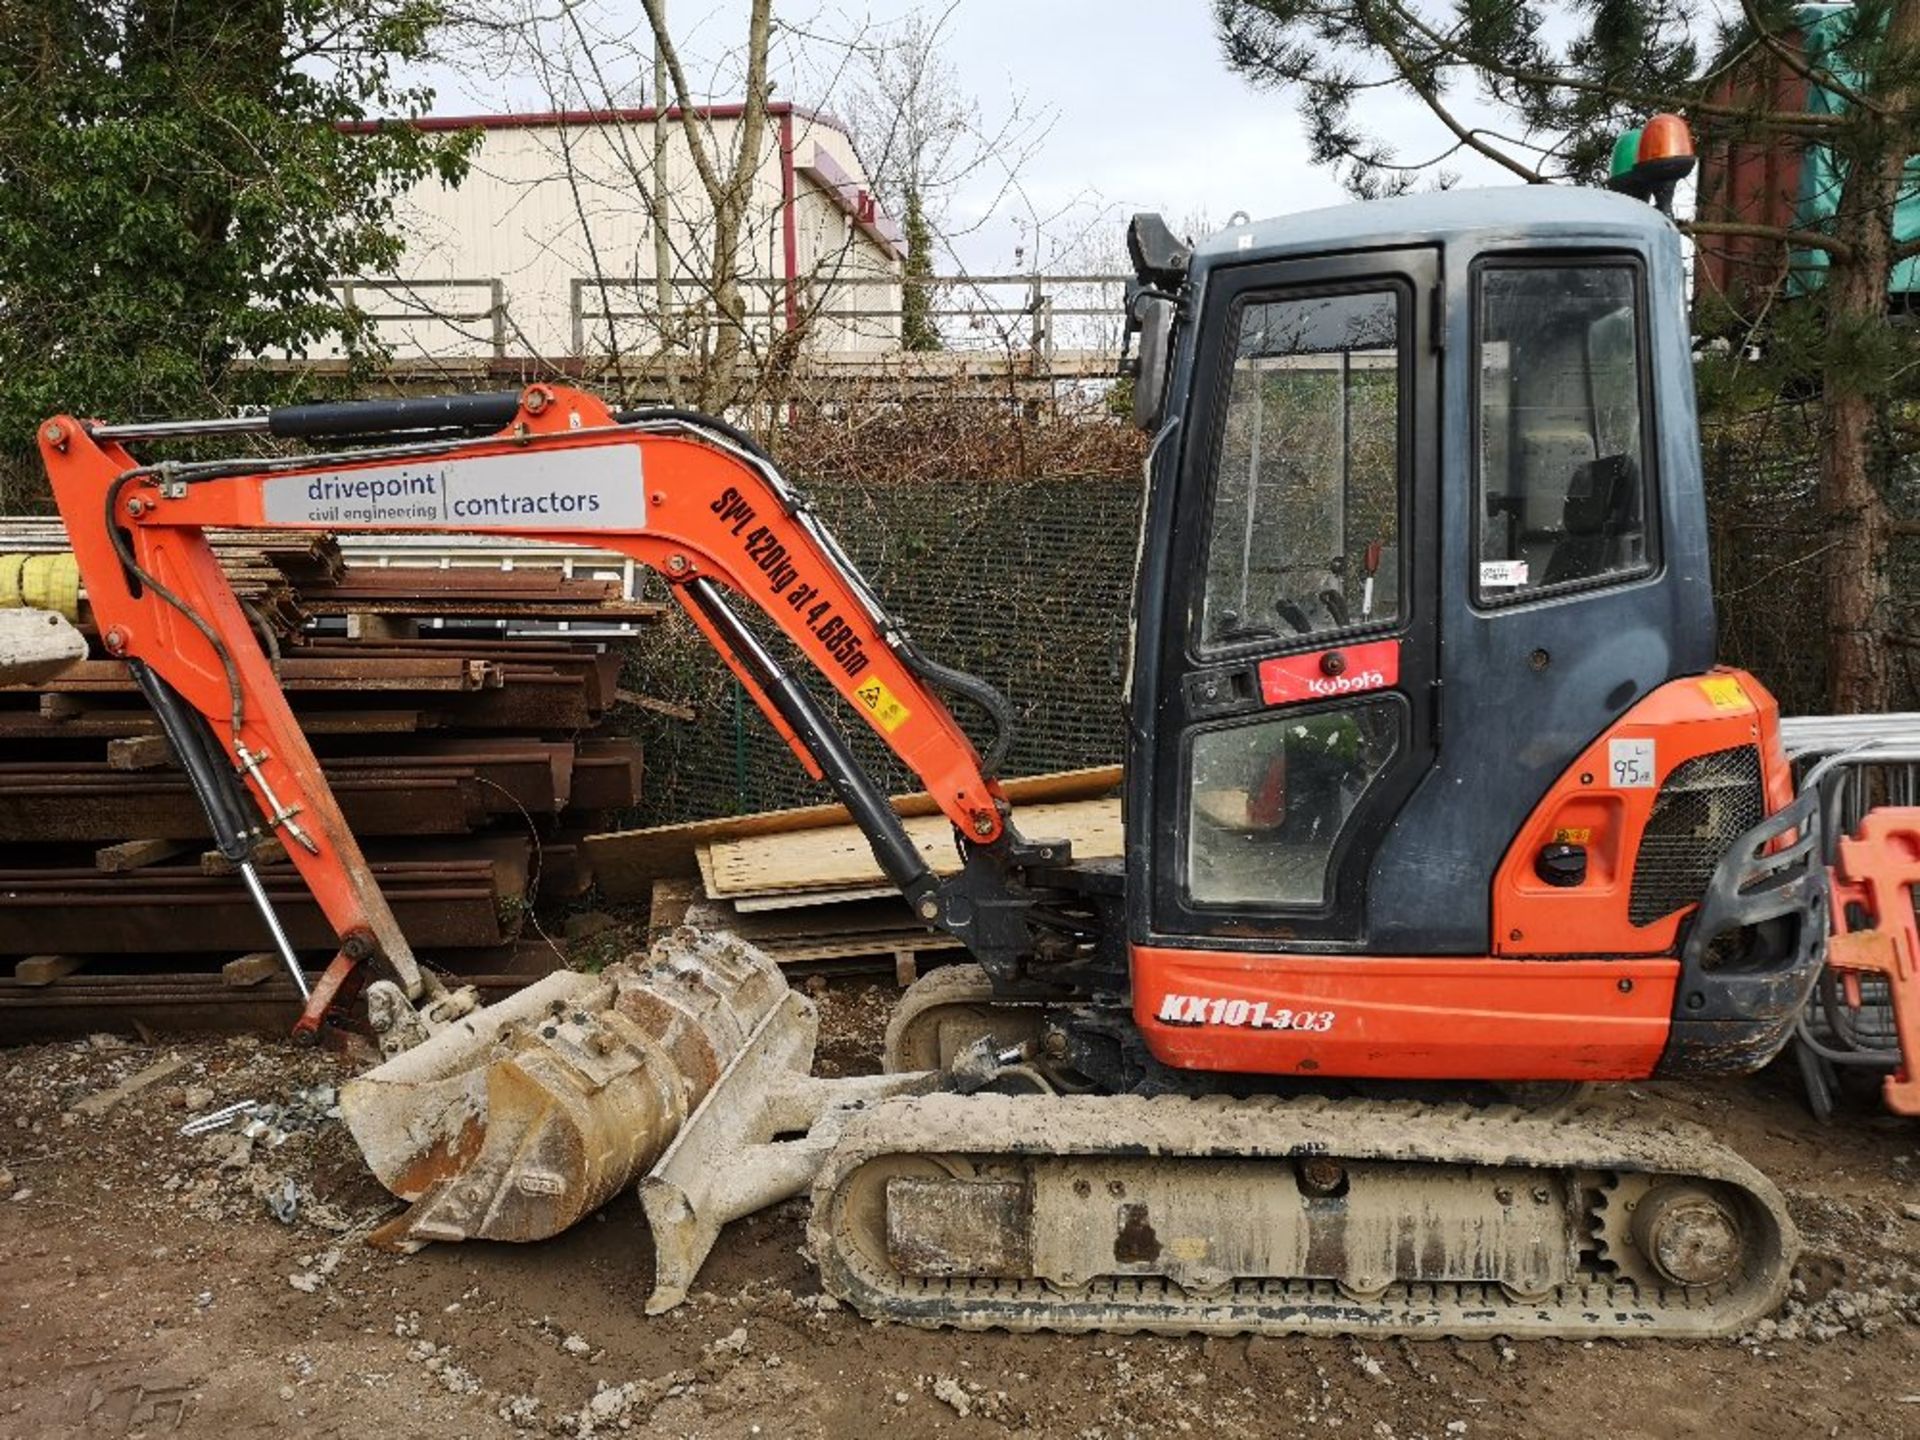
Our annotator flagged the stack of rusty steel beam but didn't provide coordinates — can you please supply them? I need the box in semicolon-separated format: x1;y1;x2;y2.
0;519;656;1036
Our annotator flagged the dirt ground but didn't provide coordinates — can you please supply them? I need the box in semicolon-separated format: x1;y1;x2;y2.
3;977;1919;1440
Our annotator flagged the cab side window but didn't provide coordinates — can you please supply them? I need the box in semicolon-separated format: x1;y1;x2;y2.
1476;263;1655;601
1197;287;1403;652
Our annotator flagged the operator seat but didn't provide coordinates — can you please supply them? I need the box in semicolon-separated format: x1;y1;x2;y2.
1544;453;1640;586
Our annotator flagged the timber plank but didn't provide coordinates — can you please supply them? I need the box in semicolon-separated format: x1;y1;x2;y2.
0;708;428;740
95;838;191;873
583;765;1122;900
729;885;898;911
17;657;494;694
647;877;697;938
703;798;1122;897
202;839;287;876
222;953;282;987
106;735;173;771
14;955;84;986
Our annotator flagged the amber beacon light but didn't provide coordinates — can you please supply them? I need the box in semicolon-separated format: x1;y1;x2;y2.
1607;113;1696;215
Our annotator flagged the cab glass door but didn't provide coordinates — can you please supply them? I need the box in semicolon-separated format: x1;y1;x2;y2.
1152;250;1437;945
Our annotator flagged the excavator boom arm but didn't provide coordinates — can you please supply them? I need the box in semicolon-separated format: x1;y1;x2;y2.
36;384;1029;1031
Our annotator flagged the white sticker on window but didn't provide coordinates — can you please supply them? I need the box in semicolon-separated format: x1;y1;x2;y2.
1609;737;1656;789
1479;559;1530;588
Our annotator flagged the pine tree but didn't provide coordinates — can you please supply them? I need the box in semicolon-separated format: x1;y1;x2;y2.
901;187;942;353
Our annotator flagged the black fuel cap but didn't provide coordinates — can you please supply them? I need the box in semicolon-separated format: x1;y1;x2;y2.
1535;842;1588;888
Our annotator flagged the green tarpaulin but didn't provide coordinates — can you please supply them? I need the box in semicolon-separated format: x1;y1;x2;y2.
1788;2;1920;295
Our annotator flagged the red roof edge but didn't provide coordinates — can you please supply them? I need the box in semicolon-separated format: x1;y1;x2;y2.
796;143;905;261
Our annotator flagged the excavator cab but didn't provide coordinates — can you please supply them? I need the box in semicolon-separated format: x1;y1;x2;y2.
1121;187;1826;1082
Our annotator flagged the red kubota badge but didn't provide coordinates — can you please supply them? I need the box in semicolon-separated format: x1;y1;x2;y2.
1259;638;1401;707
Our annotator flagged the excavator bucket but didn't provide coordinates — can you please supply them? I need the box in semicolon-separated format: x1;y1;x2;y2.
339;928;927;1308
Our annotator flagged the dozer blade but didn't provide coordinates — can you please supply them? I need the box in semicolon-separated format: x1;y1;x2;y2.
808;1092;1798;1339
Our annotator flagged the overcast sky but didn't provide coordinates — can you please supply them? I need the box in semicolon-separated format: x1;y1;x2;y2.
421;0;1536;273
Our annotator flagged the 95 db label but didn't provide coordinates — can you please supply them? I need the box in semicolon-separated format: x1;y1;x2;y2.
1155;994;1336;1031
1608;737;1656;789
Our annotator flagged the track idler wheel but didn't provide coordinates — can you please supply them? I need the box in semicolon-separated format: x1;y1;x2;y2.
1631;1183;1748;1289
884;963;1044;1072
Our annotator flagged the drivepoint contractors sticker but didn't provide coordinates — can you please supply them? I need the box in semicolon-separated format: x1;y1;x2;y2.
261;448;647;530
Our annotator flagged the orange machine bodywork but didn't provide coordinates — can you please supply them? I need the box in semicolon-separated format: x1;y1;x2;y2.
37;386;1008;1027
1132;669;1795;1082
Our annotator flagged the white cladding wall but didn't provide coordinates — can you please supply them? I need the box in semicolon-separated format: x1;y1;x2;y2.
327;113;901;362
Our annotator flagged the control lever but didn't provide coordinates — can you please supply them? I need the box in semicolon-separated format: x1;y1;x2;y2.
1361;540;1384;621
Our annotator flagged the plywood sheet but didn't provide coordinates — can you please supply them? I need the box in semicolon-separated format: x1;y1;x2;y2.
729;885;898;912
703;798;1121;897
584;765;1121;900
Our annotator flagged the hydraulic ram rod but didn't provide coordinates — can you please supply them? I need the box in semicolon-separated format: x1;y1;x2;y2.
126;659;308;998
682;576;944;917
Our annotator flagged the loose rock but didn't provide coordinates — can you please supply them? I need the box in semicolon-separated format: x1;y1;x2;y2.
933;1376;972;1418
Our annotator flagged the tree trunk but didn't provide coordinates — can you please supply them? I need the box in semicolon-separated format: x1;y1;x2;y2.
652;1;680;405
639;0;770;413
1817;255;1893;714
1816;0;1918;714
699;0;772;413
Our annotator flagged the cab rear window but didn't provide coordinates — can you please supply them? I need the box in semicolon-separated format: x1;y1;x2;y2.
1475;262;1656;603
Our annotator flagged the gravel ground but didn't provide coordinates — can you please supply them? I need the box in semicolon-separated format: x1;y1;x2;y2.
2;978;1918;1439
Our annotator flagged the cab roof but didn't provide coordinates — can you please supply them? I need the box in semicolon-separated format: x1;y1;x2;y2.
1192;185;1675;269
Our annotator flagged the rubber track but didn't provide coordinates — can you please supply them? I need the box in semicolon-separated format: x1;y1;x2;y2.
808;1091;1798;1339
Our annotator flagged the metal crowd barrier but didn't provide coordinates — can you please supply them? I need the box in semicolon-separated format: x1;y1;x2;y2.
1779;714;1920;1118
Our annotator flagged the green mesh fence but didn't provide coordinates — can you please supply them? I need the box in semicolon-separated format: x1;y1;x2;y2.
615;473;1144;826
1702;412;1919;717
614;441;1915;831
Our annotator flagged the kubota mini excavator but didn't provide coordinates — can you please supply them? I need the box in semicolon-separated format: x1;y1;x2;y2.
33;163;1920;1339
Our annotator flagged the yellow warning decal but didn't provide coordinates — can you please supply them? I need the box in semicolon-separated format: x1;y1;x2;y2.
1699;676;1749;711
854;675;911;733
1553;826;1593;844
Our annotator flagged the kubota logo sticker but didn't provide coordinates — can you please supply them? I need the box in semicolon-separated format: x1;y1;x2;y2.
1258;638;1399;707
1155;994;1336;1031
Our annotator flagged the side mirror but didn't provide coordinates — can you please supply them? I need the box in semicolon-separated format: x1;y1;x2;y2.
1122;213;1190;432
1127;212;1191;290
1130;293;1175;431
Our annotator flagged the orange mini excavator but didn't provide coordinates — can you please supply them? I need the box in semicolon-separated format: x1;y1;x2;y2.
34;175;1920;1339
